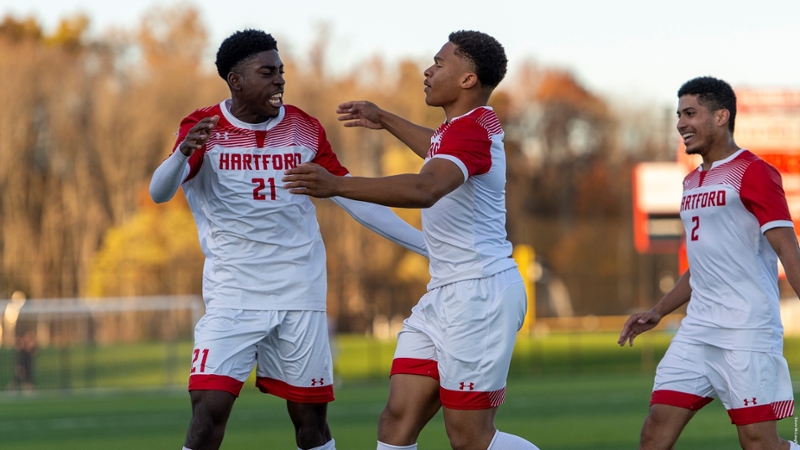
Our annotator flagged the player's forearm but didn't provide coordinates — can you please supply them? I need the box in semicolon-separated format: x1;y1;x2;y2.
377;110;435;158
334;173;442;209
766;227;800;299
776;243;800;300
150;151;190;203
331;197;428;257
651;269;692;317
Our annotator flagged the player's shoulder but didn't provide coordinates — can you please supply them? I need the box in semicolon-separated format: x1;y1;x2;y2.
683;166;702;186
739;150;782;182
180;103;222;127
450;106;503;137
282;104;323;127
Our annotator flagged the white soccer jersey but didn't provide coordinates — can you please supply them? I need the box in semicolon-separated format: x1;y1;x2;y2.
673;149;793;353
423;106;517;289
174;100;349;311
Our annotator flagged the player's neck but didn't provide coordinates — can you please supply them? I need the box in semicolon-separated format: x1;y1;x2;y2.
229;98;275;124
442;91;491;123
442;101;487;123
701;138;740;171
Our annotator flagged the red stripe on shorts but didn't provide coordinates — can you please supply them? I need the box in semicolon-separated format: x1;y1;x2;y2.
727;400;795;425
189;374;244;397
255;377;334;403
650;390;713;410
772;400;795;419
440;386;506;410
390;358;440;381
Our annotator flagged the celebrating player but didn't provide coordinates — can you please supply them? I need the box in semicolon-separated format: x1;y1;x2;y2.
149;29;427;450
618;76;799;450
284;30;540;450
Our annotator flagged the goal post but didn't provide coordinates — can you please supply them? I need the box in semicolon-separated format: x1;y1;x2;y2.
0;295;203;392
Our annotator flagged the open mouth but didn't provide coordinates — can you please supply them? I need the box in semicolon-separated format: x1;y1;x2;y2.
681;132;695;145
268;92;283;107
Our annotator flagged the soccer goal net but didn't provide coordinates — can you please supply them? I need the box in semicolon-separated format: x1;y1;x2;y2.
0;295;203;392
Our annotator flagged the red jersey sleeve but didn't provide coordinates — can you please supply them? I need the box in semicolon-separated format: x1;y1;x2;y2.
740;160;792;227
311;122;349;176
171;110;209;181
435;119;492;178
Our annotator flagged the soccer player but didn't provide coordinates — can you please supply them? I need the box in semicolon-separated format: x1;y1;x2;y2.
283;30;540;450
618;76;799;450
149;29;427;450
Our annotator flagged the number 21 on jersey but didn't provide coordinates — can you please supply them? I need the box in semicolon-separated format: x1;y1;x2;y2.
252;178;276;200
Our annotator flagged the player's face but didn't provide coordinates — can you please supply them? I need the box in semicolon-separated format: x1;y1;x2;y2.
423;42;471;107
237;50;285;119
677;95;718;156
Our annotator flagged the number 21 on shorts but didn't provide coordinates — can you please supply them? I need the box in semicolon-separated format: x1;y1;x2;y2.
191;348;209;373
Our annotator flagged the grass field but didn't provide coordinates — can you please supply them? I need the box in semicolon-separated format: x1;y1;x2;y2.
1;332;799;449
1;373;797;450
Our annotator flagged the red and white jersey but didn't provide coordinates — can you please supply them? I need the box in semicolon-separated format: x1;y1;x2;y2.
174;100;348;311
673;149;793;353
422;106;517;289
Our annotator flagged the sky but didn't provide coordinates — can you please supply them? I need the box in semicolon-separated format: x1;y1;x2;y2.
3;0;800;108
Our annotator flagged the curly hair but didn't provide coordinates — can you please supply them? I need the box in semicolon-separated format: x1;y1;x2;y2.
215;29;278;80
677;76;737;132
448;30;507;89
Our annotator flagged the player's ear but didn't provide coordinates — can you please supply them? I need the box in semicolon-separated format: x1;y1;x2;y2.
227;71;242;91
716;109;730;129
461;72;479;90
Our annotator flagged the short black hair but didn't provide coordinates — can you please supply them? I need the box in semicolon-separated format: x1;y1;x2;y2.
448;30;507;89
677;76;737;132
215;29;278;80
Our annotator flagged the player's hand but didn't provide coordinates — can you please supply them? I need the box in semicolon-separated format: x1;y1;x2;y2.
617;310;662;347
336;101;384;129
179;115;219;156
283;163;340;198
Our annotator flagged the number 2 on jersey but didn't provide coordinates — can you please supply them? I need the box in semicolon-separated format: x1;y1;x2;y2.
252;178;276;200
691;216;699;241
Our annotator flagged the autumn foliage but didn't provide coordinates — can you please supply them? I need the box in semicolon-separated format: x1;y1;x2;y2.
0;7;673;331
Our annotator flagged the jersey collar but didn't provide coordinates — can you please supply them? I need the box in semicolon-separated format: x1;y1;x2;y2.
219;99;285;131
698;148;748;172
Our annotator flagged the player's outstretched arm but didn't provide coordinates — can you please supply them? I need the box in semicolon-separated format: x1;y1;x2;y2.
337;101;434;159
284;158;464;209
766;227;800;298
331;196;428;257
618;269;692;347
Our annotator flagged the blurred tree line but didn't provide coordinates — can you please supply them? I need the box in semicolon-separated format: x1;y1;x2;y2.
0;6;677;333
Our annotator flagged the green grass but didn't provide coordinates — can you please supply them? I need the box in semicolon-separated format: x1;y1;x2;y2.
0;374;797;450
1;333;799;449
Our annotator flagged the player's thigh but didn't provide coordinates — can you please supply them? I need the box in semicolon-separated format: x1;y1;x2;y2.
705;348;795;426
190;389;237;422
384;373;441;417
438;270;526;409
442;406;498;450
379;373;442;443
651;341;715;410
255;310;335;402
640;403;697;449
736;420;784;450
189;308;271;395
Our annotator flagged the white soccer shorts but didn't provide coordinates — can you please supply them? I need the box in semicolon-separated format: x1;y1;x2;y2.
651;341;794;425
188;308;334;403
391;268;527;410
